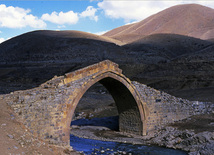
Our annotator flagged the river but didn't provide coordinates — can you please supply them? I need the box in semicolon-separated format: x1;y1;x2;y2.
70;134;188;155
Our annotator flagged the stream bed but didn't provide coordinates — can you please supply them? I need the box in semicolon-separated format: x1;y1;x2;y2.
70;134;188;155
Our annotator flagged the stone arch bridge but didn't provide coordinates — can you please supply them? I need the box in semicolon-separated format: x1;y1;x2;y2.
4;60;204;145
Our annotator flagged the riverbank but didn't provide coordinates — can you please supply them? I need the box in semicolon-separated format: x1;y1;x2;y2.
70;113;214;155
70;134;187;155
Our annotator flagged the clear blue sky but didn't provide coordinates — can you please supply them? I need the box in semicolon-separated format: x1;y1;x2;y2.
0;1;214;43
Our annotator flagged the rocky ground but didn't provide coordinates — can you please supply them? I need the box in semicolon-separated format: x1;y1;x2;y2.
0;95;79;155
70;112;214;155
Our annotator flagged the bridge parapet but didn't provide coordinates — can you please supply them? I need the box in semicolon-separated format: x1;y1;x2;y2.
64;60;122;84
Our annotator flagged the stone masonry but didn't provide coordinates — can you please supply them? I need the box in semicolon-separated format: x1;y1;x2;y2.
133;82;214;133
1;60;213;146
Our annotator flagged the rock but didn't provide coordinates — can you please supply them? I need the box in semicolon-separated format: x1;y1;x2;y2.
79;126;110;131
7;134;14;139
208;122;214;126
13;146;18;149
197;133;210;144
20;142;25;147
71;125;80;129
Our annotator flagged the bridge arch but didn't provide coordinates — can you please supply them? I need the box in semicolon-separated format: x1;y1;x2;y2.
61;63;148;143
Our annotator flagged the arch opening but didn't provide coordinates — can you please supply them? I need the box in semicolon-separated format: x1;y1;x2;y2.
69;76;143;137
71;82;119;131
100;77;143;134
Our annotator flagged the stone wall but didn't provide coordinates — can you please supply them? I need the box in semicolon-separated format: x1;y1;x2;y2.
3;76;66;144
133;81;214;134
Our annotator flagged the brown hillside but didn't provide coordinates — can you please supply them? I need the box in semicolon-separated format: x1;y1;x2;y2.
123;33;213;61
121;34;214;102
0;30;126;94
34;30;123;45
103;4;214;44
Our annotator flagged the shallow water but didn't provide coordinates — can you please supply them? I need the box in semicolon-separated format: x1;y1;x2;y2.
70;134;188;155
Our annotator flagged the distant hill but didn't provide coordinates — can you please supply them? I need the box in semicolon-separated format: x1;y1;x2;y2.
103;4;214;44
0;30;126;93
122;34;214;102
0;30;125;65
123;33;213;63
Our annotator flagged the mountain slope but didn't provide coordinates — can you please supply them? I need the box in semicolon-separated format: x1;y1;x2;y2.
103;4;214;44
0;30;127;93
0;30;125;65
121;34;214;102
123;33;213;63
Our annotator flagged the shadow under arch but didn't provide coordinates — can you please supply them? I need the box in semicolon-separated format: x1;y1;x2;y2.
62;71;147;143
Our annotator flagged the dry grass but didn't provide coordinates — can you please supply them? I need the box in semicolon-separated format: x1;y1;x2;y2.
103;4;214;43
170;113;214;133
